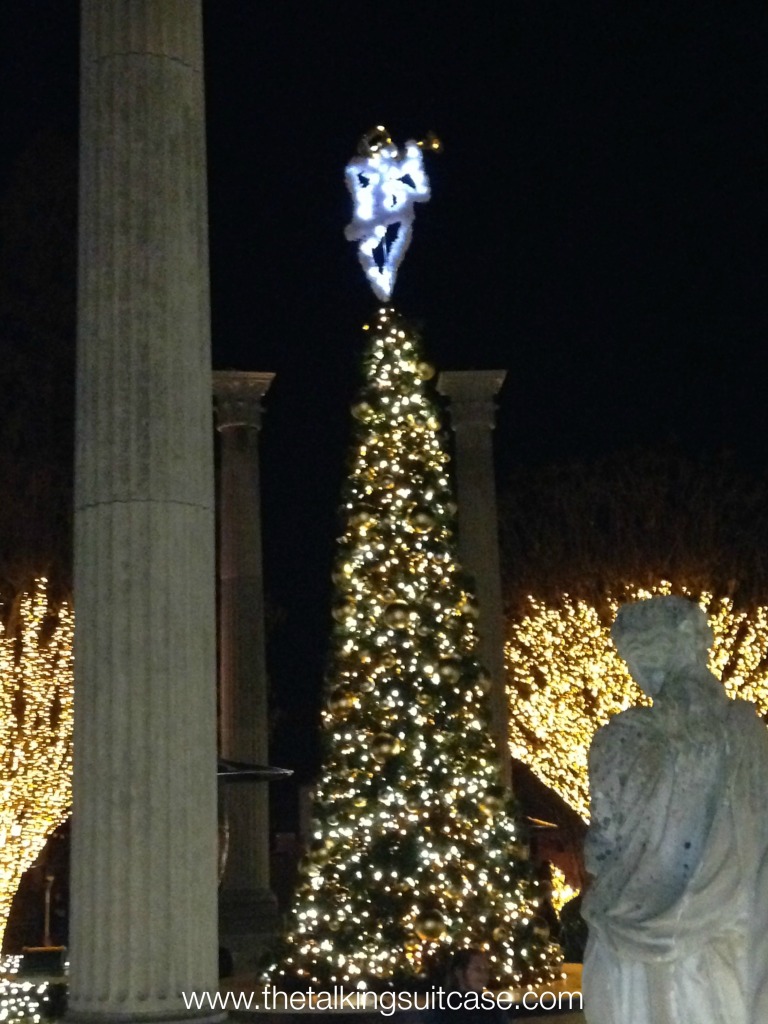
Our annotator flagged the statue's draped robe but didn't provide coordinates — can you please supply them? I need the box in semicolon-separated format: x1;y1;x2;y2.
582;681;768;1024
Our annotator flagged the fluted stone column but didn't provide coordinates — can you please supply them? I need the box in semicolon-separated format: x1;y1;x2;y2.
438;371;511;788
214;371;276;970
70;3;220;1020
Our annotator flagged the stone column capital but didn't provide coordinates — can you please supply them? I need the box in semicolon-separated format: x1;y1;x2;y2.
437;370;507;431
213;371;275;431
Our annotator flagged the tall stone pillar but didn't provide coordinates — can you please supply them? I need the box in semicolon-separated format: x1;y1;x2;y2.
214;371;276;970
438;371;511;788
70;3;221;1020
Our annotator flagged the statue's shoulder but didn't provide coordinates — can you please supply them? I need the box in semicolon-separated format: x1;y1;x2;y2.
727;695;760;718
590;706;655;760
725;695;767;734
599;705;654;735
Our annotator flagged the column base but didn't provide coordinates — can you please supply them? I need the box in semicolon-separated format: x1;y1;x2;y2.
219;887;278;976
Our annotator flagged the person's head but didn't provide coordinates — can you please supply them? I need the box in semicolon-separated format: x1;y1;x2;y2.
611;595;712;697
446;948;490;992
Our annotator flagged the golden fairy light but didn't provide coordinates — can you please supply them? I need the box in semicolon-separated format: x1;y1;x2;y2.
0;580;73;946
507;580;768;821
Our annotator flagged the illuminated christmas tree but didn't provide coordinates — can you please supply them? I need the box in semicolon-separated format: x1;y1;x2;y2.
274;301;559;988
272;126;560;990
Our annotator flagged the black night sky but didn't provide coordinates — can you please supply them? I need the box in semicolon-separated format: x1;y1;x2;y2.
1;2;767;819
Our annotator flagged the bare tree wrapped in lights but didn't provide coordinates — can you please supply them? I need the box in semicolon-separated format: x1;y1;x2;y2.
500;452;768;823
0;579;73;945
273;128;560;988
507;583;768;821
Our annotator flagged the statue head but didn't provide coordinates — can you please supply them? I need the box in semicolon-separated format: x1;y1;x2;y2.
611;595;713;697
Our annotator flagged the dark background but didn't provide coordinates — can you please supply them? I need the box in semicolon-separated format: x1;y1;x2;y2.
1;2;766;821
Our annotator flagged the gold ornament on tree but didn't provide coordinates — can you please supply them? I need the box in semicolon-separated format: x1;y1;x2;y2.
414;909;446;941
351;399;374;422
309;841;331;865
328;687;355;713
383;601;410;628
332;598;356;623
438;657;463;683
349;510;372;530
409;509;436;533
371;732;401;762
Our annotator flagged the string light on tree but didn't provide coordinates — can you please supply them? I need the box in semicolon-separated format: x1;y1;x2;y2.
0;580;73;946
506;580;768;821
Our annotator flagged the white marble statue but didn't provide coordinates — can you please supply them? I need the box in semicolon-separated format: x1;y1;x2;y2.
582;595;768;1024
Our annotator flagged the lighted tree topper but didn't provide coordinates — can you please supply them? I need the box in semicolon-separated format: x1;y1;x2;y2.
344;126;440;301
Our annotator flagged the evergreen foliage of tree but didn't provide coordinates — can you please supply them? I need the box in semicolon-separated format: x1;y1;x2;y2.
273;309;559;989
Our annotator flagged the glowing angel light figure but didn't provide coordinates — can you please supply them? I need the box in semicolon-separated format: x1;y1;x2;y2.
344;126;440;301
